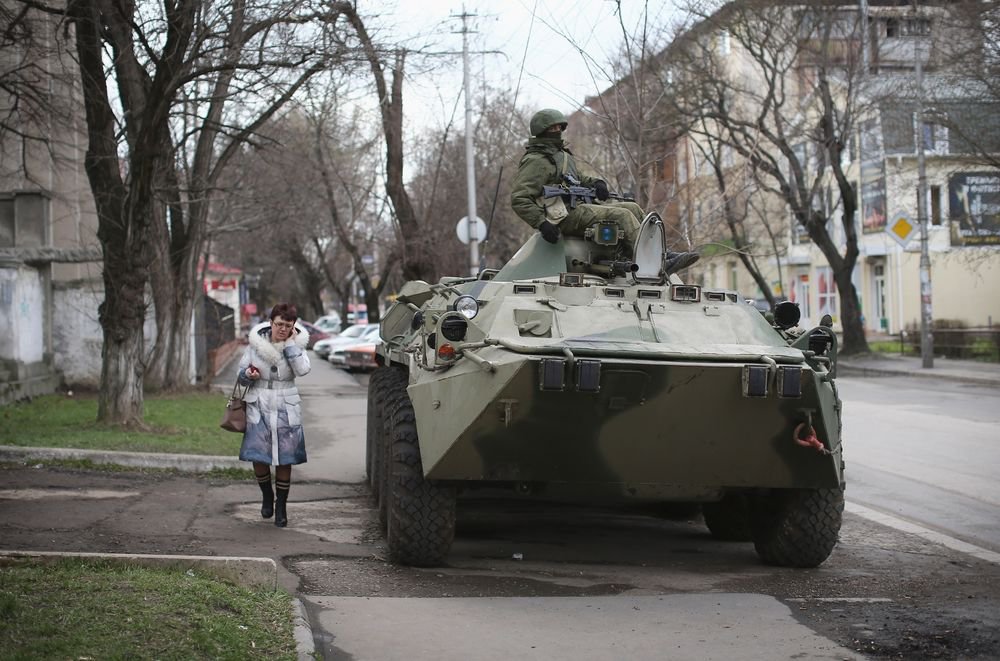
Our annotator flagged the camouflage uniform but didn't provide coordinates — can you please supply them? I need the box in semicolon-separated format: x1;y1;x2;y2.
511;114;641;252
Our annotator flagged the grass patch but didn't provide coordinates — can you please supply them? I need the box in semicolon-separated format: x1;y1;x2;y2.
0;558;296;660
0;392;243;456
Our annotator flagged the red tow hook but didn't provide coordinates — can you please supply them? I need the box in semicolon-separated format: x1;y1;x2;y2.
793;423;830;455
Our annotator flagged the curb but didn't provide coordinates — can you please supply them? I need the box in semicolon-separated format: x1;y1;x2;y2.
0;550;277;590
292;597;318;660
838;363;1000;387
0;445;244;472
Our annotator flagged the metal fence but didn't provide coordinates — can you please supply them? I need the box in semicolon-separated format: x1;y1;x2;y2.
194;295;238;382
894;328;1000;362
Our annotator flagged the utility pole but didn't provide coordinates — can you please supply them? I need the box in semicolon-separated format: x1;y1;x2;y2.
457;8;479;276
914;4;934;368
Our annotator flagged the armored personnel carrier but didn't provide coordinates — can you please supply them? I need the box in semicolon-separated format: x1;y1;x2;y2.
368;213;845;568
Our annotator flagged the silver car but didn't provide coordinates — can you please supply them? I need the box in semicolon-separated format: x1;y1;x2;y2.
313;323;373;360
328;324;381;367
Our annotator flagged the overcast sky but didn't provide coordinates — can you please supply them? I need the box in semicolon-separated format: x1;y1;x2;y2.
367;0;682;140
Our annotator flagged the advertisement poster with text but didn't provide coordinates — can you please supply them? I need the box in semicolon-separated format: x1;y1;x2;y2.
949;172;1000;246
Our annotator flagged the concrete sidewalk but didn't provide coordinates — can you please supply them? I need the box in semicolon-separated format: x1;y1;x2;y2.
837;353;1000;387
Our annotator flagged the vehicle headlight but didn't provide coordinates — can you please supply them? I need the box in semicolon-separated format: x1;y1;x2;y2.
454;295;479;319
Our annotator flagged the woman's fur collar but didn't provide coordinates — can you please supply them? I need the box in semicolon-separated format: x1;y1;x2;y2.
248;320;309;366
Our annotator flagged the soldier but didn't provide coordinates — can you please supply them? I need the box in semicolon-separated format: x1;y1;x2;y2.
510;108;699;274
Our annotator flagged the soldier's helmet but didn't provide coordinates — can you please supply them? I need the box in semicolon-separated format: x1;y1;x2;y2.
529;109;569;137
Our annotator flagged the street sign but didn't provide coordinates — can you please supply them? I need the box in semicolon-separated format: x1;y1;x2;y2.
886;210;917;248
456;216;487;245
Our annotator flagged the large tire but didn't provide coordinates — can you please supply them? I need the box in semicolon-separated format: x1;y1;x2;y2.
365;368;394;496
382;376;456;567
377;369;408;530
750;488;844;568
702;493;752;541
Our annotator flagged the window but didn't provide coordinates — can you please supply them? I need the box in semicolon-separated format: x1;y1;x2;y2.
677;154;688;184
729;262;739;291
718;30;731;56
791;273;811;319
920;121;948;154
817;267;837;318
0;198;13;248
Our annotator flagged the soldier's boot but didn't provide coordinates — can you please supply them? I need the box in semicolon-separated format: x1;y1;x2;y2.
256;470;274;519
274;479;290;528
663;251;700;276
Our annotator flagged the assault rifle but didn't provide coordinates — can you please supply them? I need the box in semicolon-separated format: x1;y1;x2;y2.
540;174;635;209
571;258;638;278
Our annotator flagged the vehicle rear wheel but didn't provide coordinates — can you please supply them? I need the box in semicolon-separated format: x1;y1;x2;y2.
382;374;456;567
750;488;844;568
365;367;394;495
377;368;408;530
702;493;752;541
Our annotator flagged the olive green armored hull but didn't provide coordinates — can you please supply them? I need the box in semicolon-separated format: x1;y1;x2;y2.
409;357;841;492
378;234;844;500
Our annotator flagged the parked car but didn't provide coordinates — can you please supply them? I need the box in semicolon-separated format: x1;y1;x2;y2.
313;323;377;360
296;320;330;349
312;314;342;334
343;341;381;372
328;324;380;367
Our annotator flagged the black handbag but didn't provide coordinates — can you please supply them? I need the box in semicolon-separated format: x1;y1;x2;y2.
220;381;249;433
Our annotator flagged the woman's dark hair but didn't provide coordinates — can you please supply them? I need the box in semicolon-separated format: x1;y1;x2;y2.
270;302;298;323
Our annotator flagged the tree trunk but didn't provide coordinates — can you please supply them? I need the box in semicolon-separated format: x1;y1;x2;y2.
834;269;867;354
96;305;146;426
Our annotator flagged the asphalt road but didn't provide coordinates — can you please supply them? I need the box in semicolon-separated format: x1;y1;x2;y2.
2;358;999;660
839;376;1000;553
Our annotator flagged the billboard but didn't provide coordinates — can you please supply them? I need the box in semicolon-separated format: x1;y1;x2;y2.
949;172;1000;246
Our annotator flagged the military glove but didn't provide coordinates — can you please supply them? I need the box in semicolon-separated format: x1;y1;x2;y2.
594;179;610;201
538;221;561;243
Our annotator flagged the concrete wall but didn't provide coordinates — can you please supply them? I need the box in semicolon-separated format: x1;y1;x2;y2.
51;282;159;389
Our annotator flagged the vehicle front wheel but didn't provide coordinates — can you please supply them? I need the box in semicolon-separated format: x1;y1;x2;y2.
750;488;844;568
382;374;456;567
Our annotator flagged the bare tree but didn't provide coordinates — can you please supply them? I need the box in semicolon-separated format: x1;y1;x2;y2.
406;85;531;278
65;0;355;422
929;1;1000;171
667;1;871;353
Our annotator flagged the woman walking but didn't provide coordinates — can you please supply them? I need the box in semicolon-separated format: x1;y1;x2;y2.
237;302;311;527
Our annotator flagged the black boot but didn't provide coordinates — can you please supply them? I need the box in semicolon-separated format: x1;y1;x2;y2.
274;480;290;528
257;473;274;519
663;251;700;275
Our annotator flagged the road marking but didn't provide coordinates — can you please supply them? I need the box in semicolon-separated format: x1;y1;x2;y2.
787;597;893;603
0;489;140;500
846;501;1000;565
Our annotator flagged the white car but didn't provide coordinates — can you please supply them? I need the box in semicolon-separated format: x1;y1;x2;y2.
312;323;371;359
328;324;381;367
312;314;342;335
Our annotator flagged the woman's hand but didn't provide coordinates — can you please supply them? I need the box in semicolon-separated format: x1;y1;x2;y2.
246;365;261;381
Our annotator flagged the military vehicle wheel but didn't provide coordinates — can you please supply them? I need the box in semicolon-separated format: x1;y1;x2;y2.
376;368;408;529
750;488;844;568
366;368;394;495
383;376;456;567
702;494;752;541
